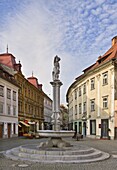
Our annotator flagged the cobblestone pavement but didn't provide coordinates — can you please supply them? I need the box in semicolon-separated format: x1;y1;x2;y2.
0;137;117;170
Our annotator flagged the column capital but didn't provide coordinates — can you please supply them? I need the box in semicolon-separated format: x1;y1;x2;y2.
50;80;63;87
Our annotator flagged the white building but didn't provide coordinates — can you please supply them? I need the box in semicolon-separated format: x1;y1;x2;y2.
0;64;19;138
66;36;117;140
44;93;52;130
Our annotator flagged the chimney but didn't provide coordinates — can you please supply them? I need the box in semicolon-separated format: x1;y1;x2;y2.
112;36;117;46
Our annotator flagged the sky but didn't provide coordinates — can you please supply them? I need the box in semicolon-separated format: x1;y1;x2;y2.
0;0;117;105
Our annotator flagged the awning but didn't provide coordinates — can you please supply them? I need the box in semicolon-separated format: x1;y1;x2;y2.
18;124;22;127
19;121;30;127
28;122;35;125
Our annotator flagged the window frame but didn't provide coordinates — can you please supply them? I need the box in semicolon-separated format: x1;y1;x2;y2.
83;83;86;94
79;103;82;114
83;102;86;113
91;78;95;90
90;99;95;112
7;88;11;99
102;72;108;85
13;106;16;115
103;96;108;109
0;102;3;114
75;90;77;100
79;86;81;96
13;91;16;101
0;85;4;97
75;105;77;115
7;105;11;115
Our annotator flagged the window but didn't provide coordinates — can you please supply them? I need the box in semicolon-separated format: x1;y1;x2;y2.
91;99;95;111
79;103;82;114
0;85;4;96
75;105;77;115
79;86;81;96
83;83;86;94
28;89;30;97
75;90;77;99
13;91;16;101
0;103;3;114
90;120;96;135
13;106;16;115
83;102;86;113
103;96;108;109
91;78;95;90
103;72;108;85
7;88;11;99
29;105;30;114
8;105;11;115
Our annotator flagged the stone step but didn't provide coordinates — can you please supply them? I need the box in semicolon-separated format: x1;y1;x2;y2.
12;150;102;161
4;146;110;163
19;146;95;155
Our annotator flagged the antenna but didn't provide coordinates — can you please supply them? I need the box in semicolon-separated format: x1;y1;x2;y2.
6;44;8;53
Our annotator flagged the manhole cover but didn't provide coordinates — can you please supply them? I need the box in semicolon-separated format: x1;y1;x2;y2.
18;164;29;168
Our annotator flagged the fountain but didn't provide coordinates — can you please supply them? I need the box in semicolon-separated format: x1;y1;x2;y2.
37;55;74;148
4;56;110;163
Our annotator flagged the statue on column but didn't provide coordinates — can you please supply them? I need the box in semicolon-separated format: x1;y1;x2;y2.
52;55;60;81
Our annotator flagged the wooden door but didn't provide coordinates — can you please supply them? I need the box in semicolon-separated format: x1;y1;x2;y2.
0;124;3;138
8;123;11;138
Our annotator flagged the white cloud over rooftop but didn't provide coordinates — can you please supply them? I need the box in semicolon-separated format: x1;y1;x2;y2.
0;0;117;104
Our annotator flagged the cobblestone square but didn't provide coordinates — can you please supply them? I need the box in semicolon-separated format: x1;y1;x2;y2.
0;137;117;170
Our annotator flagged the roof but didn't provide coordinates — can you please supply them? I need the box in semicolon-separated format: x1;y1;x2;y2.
66;37;117;102
0;53;16;68
0;63;19;87
27;75;43;90
82;41;117;74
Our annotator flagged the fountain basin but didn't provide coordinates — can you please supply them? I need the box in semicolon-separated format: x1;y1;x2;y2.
37;130;75;138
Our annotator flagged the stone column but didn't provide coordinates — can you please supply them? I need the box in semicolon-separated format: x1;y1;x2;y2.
50;80;63;131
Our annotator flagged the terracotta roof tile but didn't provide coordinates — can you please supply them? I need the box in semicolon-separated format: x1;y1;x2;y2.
83;42;117;73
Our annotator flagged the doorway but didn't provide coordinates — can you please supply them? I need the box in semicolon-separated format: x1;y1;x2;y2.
101;119;108;138
0;124;3;138
8;123;11;138
83;122;86;136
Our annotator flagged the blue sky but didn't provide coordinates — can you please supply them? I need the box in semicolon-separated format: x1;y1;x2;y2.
0;0;117;104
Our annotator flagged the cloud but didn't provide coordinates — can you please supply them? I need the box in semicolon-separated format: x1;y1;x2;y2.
0;0;117;104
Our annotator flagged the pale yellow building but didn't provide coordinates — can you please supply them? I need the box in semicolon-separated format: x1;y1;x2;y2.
66;36;117;140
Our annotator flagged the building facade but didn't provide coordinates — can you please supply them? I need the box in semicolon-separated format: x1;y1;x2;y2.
44;93;52;130
0;52;44;136
60;105;69;130
66;36;117;140
0;64;19;138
